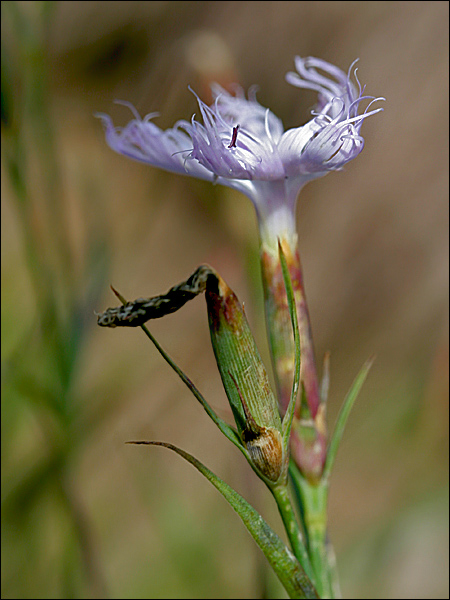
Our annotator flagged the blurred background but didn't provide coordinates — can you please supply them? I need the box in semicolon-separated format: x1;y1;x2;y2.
1;1;448;598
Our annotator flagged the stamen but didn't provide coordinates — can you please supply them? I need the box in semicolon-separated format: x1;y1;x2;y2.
228;125;240;148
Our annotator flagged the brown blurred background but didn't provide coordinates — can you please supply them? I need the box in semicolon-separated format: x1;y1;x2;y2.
1;2;448;598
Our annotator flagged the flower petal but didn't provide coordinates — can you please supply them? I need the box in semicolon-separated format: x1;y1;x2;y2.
96;109;215;181
281;57;384;177
286;56;356;116
97;57;383;205
211;84;285;144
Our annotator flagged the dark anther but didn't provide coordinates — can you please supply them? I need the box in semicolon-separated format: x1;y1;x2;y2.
228;125;240;148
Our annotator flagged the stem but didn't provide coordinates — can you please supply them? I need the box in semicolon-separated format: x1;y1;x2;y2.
290;468;334;599
303;485;329;598
271;484;315;585
260;237;327;481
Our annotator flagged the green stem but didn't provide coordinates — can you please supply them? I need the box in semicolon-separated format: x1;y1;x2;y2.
324;540;342;599
290;468;334;599
272;484;315;585
304;486;329;598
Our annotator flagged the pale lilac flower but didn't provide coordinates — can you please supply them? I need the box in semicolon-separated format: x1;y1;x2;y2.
98;57;383;246
98;57;384;484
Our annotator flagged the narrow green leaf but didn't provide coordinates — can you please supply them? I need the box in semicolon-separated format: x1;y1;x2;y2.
109;287;243;453
322;357;374;481
129;440;318;599
278;241;301;445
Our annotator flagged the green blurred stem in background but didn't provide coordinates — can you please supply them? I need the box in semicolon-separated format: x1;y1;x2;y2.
2;2;109;597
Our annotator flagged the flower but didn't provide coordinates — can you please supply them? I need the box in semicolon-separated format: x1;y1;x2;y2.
98;56;384;481
97;56;383;245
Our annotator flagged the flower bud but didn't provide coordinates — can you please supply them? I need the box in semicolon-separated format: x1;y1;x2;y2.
205;273;284;482
290;403;327;484
96;264;286;483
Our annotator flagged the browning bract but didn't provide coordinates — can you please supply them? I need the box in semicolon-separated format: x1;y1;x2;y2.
243;426;283;482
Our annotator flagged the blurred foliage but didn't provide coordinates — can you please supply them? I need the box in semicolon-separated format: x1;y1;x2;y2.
1;1;448;599
2;1;110;597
